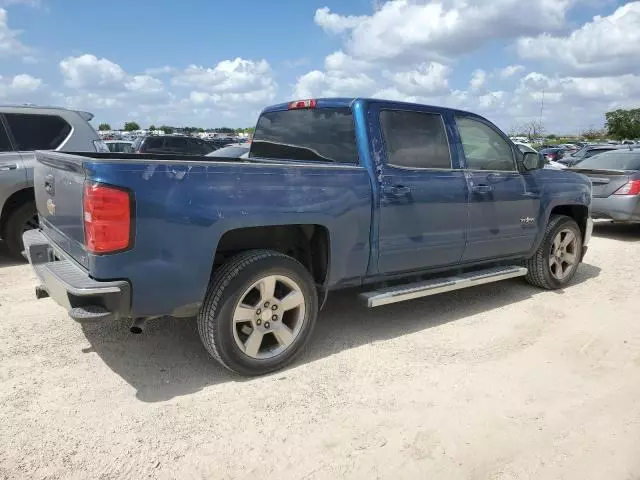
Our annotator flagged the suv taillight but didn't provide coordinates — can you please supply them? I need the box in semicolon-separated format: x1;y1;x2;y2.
83;183;132;253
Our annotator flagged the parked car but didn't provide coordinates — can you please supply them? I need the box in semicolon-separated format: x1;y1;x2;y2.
538;147;565;163
204;138;237;151
132;135;214;155
206;144;250;158
570;148;640;222
105;140;134;153
0;105;107;257
560;144;626;167
515;143;565;170
23;97;593;376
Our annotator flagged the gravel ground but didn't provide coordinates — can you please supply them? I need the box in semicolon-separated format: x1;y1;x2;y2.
1;223;640;480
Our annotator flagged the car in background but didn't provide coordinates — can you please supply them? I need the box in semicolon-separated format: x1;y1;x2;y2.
132;135;214;155
560;144;626;167
0;105;108;257
515;143;565;170
570;148;640;222
206;144;250;158
105;140;134;153
204;138;236;151
539;147;565;162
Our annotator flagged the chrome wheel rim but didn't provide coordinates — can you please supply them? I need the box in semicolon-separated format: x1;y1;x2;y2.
232;275;306;360
549;228;578;280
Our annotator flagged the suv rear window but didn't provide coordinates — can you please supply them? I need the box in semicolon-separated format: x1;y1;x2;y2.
250;107;357;164
0;121;12;152
4;113;72;150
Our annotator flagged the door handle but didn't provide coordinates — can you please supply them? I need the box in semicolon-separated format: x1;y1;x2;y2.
0;163;18;171
471;184;493;193
382;185;411;196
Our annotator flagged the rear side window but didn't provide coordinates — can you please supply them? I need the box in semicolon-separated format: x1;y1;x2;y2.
143;137;164;151
164;137;188;152
0;121;12;152
456;116;515;171
380;110;451;169
251;107;357;164
4;113;72;150
584;148;613;159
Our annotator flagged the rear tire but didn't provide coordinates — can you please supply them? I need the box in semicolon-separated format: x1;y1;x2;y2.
525;215;582;289
197;249;318;376
2;201;38;258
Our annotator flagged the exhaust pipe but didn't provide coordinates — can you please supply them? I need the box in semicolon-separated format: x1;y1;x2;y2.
130;317;146;334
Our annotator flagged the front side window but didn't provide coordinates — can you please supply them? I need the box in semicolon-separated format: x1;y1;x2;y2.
4;113;72;151
456;116;515;171
380;110;451;169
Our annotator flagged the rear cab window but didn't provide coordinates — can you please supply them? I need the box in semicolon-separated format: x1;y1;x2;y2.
4;113;72;151
250;107;358;164
0;119;12;152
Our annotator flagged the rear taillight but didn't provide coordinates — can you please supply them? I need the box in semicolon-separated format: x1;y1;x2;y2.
83;183;132;253
613;179;640;196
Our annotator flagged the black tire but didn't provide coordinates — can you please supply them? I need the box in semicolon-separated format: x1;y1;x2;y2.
1;201;38;258
525;215;582;290
197;249;318;376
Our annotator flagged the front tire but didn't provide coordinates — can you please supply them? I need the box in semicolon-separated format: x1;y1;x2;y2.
525;215;583;289
197;249;318;376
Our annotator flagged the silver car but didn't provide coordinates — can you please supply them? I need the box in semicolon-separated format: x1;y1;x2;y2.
0;105;107;256
570;148;640;222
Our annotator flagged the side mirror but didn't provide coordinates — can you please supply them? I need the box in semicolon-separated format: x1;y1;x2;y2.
522;151;544;171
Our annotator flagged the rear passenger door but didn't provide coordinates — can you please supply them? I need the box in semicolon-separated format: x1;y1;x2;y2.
0;116;28;201
454;115;539;261
374;105;469;274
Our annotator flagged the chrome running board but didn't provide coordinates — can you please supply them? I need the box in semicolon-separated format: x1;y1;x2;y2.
360;266;528;308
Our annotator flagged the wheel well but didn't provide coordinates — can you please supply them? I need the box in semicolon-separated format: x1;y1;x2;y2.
550;205;589;238
0;188;35;234
213;224;330;285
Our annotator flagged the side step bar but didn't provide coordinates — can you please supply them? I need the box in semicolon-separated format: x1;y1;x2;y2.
359;266;528;308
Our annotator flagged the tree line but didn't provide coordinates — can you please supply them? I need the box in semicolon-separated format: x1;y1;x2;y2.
97;122;255;135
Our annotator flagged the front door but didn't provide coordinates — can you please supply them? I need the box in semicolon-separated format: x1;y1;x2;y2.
454;115;539;262
374;105;468;274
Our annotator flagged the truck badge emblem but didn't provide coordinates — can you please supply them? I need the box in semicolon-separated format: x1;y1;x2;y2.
520;217;535;224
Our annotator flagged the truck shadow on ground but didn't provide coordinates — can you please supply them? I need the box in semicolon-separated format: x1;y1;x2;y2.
81;263;601;403
0;242;25;268
592;222;640;242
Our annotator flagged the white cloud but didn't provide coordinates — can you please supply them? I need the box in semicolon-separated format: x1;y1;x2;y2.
294;70;376;98
387;62;451;95
60;54;126;89
0;73;43;99
498;65;525;78
125;75;164;94
0;8;29;56
314;1;572;65
10;73;41;90
517;2;640;76
469;69;487;92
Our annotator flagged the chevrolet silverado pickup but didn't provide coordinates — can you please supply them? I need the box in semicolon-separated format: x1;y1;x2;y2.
23;98;593;376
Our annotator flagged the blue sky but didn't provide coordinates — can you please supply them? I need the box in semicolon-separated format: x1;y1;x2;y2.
0;0;638;133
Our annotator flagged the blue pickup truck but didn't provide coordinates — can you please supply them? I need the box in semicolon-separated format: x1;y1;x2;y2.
23;98;593;375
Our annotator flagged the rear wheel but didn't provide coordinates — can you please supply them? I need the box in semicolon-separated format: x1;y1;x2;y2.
197;250;318;376
525;215;582;289
2;202;38;258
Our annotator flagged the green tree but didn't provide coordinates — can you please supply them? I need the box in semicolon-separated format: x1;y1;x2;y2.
159;125;174;134
546;134;557;140
582;127;605;141
149;124;156;131
605;108;640;140
124;121;140;132
98;123;111;131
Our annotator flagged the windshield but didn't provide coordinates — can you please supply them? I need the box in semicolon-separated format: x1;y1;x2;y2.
250;107;357;164
575;151;640;170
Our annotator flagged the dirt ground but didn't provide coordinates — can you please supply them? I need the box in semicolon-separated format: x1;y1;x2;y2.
1;223;640;480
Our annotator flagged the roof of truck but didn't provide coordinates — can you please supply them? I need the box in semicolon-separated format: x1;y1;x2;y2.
261;97;476;117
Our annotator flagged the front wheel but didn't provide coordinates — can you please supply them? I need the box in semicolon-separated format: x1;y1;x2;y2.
2;202;38;258
525;215;583;289
197;250;318;376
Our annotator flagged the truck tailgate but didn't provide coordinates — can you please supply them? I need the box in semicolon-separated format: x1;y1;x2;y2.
34;151;88;267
